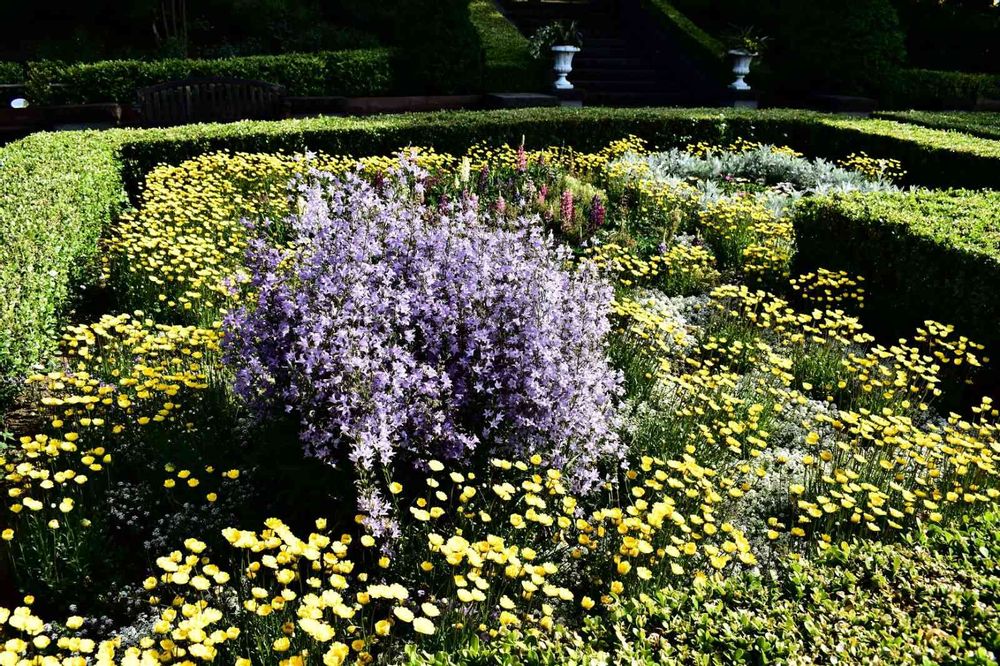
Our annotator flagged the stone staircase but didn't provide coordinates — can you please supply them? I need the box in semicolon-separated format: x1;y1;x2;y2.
497;0;720;106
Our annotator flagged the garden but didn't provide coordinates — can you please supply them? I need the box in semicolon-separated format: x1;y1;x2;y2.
0;107;999;664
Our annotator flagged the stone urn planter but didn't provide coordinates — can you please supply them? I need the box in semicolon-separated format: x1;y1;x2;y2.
727;49;757;91
552;45;581;90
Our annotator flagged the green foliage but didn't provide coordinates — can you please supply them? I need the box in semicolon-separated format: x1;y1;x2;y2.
794;189;1000;361
773;0;907;96
790;116;1000;188
528;21;583;59
0;61;24;84
601;513;1000;665
0;0;380;62
24;48;394;104
666;0;907;96
0;131;125;399
883;68;1000;110
892;0;1000;74
468;0;541;92
402;512;1000;664
391;0;482;94
875;110;1000;141
5;106;1000;396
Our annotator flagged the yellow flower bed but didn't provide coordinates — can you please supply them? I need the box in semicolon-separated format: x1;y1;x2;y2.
1;137;996;664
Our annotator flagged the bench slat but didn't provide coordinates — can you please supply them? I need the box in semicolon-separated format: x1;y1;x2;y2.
136;77;287;127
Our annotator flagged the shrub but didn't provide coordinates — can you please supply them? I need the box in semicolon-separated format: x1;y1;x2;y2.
793;189;1000;359
631;143;896;192
0;131;125;399
391;0;482;94
24;48;394;104
593;511;1000;665
772;0;906;96
892;0;1000;74
874;110;1000;141
224;160;623;533
0;61;23;84
663;0;907;96
883;68;1000;110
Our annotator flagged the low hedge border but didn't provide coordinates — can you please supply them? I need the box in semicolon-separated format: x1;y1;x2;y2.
4;106;1000;395
873;111;1000;142
883;69;1000;111
468;0;542;92
793;190;1000;366
24;48;396;105
0;130;126;399
780;116;1000;189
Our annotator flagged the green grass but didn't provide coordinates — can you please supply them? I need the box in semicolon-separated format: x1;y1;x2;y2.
468;0;541;91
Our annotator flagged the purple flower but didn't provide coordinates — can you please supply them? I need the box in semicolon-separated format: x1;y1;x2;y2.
589;194;606;229
224;159;623;514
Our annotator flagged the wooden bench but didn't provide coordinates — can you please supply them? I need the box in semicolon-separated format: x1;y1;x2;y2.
135;78;289;127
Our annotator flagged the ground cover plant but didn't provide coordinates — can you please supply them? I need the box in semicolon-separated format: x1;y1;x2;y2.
1;129;999;665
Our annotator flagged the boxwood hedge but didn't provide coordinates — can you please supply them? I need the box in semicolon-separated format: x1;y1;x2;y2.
794;189;1000;364
25;48;395;104
3;106;1000;399
883;69;1000;111
874;111;1000;142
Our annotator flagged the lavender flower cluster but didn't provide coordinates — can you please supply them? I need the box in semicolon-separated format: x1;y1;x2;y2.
224;160;623;531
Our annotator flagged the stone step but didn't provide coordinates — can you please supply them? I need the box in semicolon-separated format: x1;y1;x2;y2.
573;55;647;68
583;37;629;47
575;44;642;56
583;91;707;107
570;67;660;81
573;79;664;93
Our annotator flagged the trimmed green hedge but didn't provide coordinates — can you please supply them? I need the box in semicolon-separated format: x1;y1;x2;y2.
5;106;1000;395
0;61;23;84
25;49;395;104
782;116;1000;189
468;0;541;92
0;131;125;398
794;190;1000;358
874;111;1000;142
884;68;1000;111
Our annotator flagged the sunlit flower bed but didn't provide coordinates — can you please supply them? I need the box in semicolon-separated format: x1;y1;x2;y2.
1;136;997;665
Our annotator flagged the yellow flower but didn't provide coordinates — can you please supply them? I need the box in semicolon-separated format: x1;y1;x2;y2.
273;637;291;652
323;642;350;666
412;617;435;635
